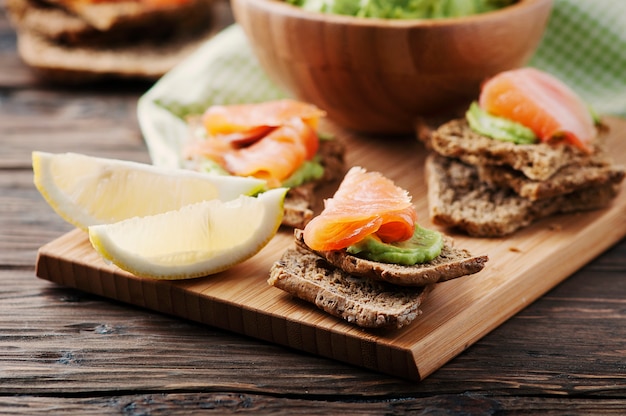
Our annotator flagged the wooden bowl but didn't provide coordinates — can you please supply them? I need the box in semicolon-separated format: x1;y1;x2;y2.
231;0;553;135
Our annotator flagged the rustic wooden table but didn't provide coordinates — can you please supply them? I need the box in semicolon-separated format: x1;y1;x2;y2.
2;2;626;414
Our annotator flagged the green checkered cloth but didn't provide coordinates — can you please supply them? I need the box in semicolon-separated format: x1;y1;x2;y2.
149;0;626;118
148;25;288;110
530;0;626;118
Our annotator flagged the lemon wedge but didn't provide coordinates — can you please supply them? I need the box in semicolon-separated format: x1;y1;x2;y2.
32;151;266;230
88;188;287;279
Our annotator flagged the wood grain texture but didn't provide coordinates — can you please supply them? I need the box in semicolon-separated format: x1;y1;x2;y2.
2;393;626;415
3;2;626;412
35;118;626;381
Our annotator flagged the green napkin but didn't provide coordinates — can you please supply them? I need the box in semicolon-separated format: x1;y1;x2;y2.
530;0;626;118
137;25;288;168
146;25;288;111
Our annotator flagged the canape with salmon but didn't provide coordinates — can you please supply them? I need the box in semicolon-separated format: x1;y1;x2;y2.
422;68;625;237
184;99;346;228
269;167;488;329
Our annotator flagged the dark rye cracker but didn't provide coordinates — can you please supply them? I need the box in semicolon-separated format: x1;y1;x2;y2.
268;246;433;329
477;159;625;201
429;118;607;181
426;154;621;238
13;28;213;82
282;138;346;228
293;229;487;287
6;0;213;47
6;0;216;82
43;0;212;32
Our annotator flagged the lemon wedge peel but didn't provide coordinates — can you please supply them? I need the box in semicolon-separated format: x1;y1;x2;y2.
32;151;267;231
88;188;288;280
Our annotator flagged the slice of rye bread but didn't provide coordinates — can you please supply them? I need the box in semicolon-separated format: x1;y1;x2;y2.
43;0;213;32
292;228;488;286
282;182;316;230
428;118;608;181
477;159;625;201
12;25;215;82
5;0;90;42
6;0;213;47
268;246;434;329
426;154;622;237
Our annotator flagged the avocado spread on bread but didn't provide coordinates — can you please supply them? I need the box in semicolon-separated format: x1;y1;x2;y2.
347;225;444;266
286;0;517;19
466;102;537;145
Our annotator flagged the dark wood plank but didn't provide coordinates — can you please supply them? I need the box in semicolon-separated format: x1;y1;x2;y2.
0;86;152;167
1;393;626;415
0;2;38;87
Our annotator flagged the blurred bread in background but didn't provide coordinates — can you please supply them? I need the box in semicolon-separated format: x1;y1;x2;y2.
6;0;216;82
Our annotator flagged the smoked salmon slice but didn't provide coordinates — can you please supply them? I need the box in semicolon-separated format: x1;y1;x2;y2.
478;68;596;153
186;100;324;187
222;118;318;187
202;99;325;146
303;167;417;252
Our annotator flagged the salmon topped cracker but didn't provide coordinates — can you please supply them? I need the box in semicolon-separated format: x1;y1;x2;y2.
269;167;488;329
186;99;324;188
184;99;346;228
423;68;624;237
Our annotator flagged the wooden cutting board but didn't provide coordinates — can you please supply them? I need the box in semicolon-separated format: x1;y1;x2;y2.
36;117;626;381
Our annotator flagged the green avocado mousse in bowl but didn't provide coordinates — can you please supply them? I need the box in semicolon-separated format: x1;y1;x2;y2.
286;0;518;19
